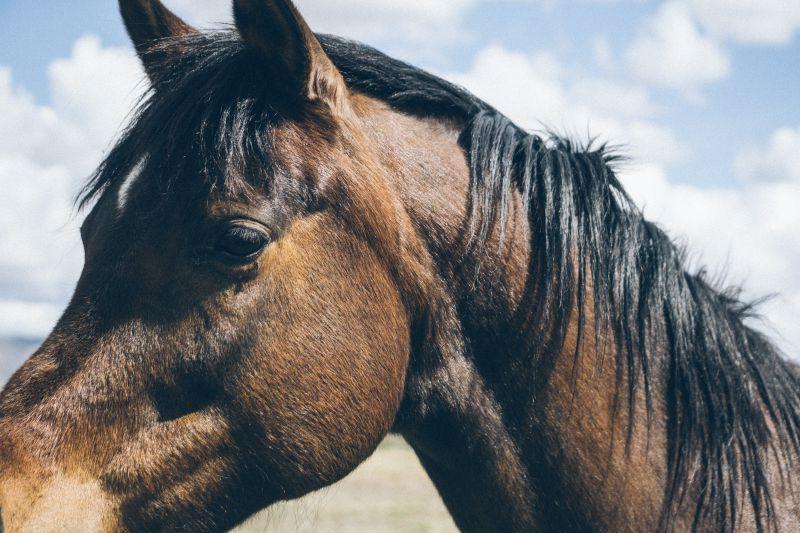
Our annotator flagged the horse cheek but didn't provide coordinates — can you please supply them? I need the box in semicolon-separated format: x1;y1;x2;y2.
230;216;410;497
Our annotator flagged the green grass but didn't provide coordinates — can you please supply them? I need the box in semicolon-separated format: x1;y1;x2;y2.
234;437;456;532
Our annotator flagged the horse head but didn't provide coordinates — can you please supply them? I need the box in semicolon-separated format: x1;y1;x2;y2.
0;1;451;529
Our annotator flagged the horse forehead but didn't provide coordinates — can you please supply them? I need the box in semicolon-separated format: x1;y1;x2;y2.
105;118;342;233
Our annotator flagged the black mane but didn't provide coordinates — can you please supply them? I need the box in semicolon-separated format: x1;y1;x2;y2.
82;32;800;531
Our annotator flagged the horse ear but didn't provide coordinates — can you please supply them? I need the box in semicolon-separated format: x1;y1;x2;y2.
233;0;348;110
119;0;197;79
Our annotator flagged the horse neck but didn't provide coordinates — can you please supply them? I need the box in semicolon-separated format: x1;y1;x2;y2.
363;103;672;531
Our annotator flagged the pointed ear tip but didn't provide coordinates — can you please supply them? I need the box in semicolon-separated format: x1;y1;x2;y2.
232;0;258;16
231;0;248;24
232;0;257;35
120;0;197;78
232;0;275;29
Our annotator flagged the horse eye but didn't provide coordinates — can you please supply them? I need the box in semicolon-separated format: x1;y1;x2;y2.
214;225;270;260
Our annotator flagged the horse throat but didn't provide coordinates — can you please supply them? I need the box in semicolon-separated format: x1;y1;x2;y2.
373;103;669;531
358;105;532;531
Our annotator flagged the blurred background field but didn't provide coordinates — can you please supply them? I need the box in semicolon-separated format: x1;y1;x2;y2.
235;436;456;533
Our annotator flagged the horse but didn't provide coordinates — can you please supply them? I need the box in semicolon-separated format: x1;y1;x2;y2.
1;0;798;531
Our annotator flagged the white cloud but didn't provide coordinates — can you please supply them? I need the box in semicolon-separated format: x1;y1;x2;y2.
447;45;567;129
592;36;616;70
0;300;64;340
569;79;657;119
167;0;476;45
0;37;143;177
736;125;800;183
166;0;232;27
0;36;144;337
621;1;799;100
0;156;78;302
445;44;686;166
626;2;730;96
48;36;145;164
622;163;800;357
0;69;62;167
684;0;800;46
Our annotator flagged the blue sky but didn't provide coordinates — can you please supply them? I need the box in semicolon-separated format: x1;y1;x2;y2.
2;1;799;187
0;0;798;372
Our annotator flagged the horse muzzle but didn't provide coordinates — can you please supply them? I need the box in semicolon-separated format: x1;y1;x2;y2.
0;473;120;533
